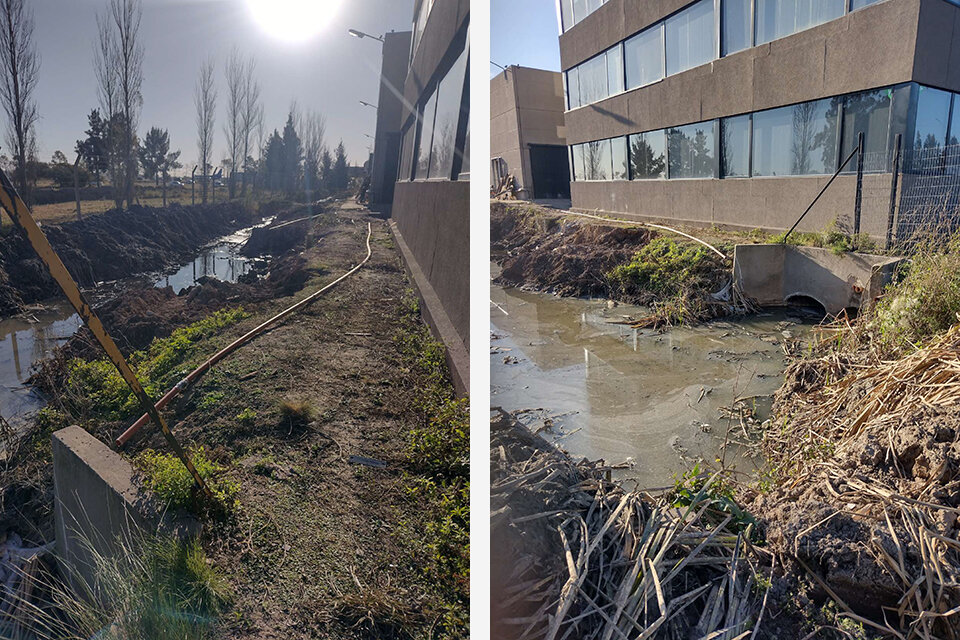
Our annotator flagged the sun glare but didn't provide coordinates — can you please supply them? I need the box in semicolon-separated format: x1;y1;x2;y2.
246;0;343;43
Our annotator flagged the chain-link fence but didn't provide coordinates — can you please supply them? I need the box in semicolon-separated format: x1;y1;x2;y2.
894;143;960;244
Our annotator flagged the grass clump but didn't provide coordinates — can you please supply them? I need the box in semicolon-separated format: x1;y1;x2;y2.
234;407;257;426
278;398;313;429
607;237;719;298
136;446;239;515
49;534;231;640
670;463;758;538
771;219;878;255
63;308;250;422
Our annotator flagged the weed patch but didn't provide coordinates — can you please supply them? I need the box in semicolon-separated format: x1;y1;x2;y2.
136;447;239;515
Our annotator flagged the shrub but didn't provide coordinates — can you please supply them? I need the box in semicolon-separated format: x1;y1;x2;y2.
607;237;717;298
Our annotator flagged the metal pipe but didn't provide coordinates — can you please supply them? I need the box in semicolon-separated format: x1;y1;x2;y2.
116;220;373;447
781;145;860;245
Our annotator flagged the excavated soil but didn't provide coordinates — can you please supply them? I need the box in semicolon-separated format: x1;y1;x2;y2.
491;201;657;300
0;202;254;315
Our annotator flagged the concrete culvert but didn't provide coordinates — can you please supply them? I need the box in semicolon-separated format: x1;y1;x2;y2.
785;294;827;318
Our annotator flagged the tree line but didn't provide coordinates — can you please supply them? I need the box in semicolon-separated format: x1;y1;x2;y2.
0;0;351;209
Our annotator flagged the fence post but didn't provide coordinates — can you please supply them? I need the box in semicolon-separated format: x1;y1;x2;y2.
854;132;864;245
886;133;902;250
72;154;82;223
191;165;197;205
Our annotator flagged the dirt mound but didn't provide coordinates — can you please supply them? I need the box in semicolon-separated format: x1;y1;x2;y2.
0;202;253;314
749;326;960;635
492;202;656;299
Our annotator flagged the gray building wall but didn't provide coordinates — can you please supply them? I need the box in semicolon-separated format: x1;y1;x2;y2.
559;0;960;237
391;0;470;393
369;31;411;208
490;66;568;198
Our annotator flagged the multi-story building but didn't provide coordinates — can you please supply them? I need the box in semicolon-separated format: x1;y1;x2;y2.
390;0;470;392
557;0;960;238
368;30;412;209
490;66;570;200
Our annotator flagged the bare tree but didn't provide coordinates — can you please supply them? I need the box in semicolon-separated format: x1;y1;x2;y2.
240;58;261;197
223;48;244;199
301;110;326;199
195;58;216;205
97;0;143;209
0;0;39;202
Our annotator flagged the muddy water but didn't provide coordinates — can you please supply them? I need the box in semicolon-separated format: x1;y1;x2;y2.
491;278;817;488
0;223;265;424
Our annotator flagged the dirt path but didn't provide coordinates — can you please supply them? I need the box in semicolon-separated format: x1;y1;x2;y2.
105;202;468;639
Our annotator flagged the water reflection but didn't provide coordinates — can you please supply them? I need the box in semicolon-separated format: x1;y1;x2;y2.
156;242;252;294
490;282;815;488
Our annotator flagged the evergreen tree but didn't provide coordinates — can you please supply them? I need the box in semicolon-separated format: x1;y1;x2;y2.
139;127;170;186
332;140;348;190
280;114;301;195
76;109;109;187
262;130;284;191
319;147;333;191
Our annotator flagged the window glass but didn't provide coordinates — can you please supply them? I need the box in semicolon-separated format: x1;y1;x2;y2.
667;121;715;178
560;0;574;31
914;85;951;150
414;88;438;179
584;139;612;180
752;105;792;176
850;0;881;9
950;94;960;145
665;0;716;77
722;0;752;55
578;54;608;105
629;131;666;179
840;88;891;171
566;68;580;109
755;0;844;45
398;124;415;182
428;44;469;179
624;25;663;90
721;115;750;177
460;114;470;178
571;144;586;181
607;45;624;96
572;0;588;25
587;0;604;14
612;136;629;179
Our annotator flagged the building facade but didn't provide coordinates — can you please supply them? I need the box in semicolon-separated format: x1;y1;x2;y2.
390;0;470;392
557;0;960;238
368;30;412;209
490;66;570;200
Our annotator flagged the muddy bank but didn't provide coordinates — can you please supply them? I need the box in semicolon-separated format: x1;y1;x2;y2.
491;202;733;327
0;202;254;315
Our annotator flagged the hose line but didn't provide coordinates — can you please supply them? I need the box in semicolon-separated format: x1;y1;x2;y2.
116;221;373;447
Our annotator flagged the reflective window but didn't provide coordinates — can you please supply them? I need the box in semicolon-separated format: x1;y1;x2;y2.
566;68;580;109
572;0;589;26
571;144;586;181
721;115;751;177
584;139;612;180
629;131;666;179
460;115;470;178
624;25;663;90
950;95;960;146
753;99;837;176
607;45;624;96
665;0;716;77
398;124;415;182
560;0;574;32
850;0;882;9
428;45;469;179
612;136;629;179
577;54;608;106
840;88;891;170
667;121;715;178
722;0;752;55
914;85;951;150
755;0;844;46
414;87;438;180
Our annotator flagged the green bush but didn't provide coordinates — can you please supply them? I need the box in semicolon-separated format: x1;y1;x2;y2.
136;447;239;514
607;237;716;298
235;407;257;426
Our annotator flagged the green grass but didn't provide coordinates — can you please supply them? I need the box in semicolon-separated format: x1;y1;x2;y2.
771;219;878;255
393;291;469;636
62;308;250;422
136;447;240;514
607;237;718;298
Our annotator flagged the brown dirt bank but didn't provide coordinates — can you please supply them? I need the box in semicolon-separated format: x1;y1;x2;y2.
0;201;255;315
490;201;734;327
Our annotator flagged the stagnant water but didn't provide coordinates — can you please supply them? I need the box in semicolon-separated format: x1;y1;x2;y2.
491;277;818;488
0;223;264;426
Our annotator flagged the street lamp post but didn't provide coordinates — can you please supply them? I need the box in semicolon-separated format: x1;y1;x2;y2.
348;28;384;43
359;100;378;111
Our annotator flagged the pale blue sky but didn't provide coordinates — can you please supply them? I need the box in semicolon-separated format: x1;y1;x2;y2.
490;0;561;77
30;0;413;172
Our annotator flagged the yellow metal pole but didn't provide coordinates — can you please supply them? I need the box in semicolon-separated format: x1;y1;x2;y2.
0;170;213;499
